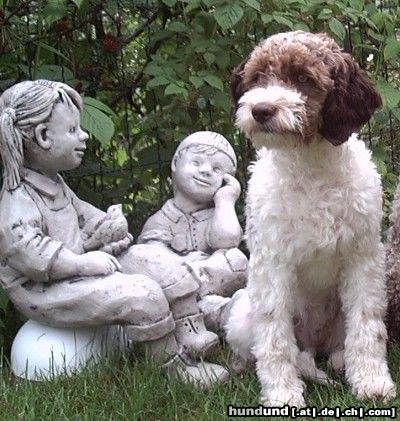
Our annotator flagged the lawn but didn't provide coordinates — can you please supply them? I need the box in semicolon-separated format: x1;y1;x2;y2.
1;345;400;421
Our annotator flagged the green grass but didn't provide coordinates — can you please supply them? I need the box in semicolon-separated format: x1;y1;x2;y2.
1;345;400;421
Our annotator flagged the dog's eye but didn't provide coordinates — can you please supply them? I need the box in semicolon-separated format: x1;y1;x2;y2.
298;74;308;83
252;71;264;83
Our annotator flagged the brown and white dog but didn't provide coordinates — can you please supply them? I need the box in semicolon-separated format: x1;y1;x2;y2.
226;31;396;407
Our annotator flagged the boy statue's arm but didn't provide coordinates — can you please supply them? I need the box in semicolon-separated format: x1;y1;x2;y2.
207;173;242;250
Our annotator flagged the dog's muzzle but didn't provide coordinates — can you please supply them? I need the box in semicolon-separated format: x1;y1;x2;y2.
251;102;278;124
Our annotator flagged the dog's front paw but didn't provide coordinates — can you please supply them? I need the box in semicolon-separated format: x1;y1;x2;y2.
352;376;396;402
261;388;306;408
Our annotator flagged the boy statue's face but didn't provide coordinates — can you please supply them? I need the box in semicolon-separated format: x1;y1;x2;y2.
33;100;88;177
172;148;233;203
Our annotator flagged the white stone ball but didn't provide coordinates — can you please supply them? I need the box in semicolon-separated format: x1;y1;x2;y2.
11;320;128;380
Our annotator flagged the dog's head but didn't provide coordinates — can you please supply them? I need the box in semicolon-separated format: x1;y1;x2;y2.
231;31;382;147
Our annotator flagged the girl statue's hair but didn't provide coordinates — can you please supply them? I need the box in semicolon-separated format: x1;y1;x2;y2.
0;80;83;191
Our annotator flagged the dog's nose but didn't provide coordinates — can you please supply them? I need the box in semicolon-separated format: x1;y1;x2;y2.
251;102;277;124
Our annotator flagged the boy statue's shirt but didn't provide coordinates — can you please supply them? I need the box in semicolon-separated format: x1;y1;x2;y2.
138;199;216;254
0;167;105;288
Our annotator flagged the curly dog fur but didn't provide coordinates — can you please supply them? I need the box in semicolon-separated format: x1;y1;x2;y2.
227;31;395;407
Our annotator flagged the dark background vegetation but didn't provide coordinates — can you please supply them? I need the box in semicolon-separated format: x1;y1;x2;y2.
0;0;399;356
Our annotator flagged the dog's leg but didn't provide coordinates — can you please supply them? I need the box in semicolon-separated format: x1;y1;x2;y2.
327;349;345;373
339;245;396;401
249;259;305;408
297;350;339;387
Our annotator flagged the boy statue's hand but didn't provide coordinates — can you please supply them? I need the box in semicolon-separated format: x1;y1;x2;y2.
77;250;122;276
213;174;241;204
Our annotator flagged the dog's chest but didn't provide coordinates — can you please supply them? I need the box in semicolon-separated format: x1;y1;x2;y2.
283;176;352;247
246;149;377;261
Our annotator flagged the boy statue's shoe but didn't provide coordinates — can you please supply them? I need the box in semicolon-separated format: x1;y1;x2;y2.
163;353;229;388
198;294;232;336
174;313;219;357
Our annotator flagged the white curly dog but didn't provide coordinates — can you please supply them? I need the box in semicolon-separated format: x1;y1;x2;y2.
227;30;396;407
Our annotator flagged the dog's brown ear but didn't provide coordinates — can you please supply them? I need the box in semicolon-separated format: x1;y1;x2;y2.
230;55;250;110
320;54;382;146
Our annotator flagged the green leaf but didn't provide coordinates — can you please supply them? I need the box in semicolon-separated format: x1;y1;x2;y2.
168;21;188;32
34;65;74;82
391;108;400;123
117;149;128;166
78;0;89;16
372;156;387;177
147;76;170;89
81;105;115;146
293;21;310;32
261;14;273;24
213;4;244;30
367;30;385;43
364;17;378;31
144;62;165;76
317;8;332;20
136;142;177;168
329;18;346;41
371;144;388;162
385;172;399;188
369;12;384;28
165;83;189;98
203;74;224;91
376;80;400;110
211;91;231;113
43;0;67;25
202;0;218;6
162;0;177;5
71;0;84;7
214;50;230;69
384;40;400;61
343;8;360;24
349;0;364;11
204;52;215;64
184;0;201;13
189;76;204;89
273;14;294;29
35;42;71;63
241;0;260;11
279;0;305;3
150;30;174;44
82;97;116;117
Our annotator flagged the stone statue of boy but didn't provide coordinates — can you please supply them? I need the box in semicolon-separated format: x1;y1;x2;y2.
137;131;248;340
0;80;228;386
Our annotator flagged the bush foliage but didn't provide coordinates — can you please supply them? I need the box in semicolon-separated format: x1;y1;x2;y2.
0;0;399;353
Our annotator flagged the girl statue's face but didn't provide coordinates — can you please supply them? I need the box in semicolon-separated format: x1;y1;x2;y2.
34;100;88;177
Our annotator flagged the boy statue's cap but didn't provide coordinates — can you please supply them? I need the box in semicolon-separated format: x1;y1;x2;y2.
174;131;237;170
